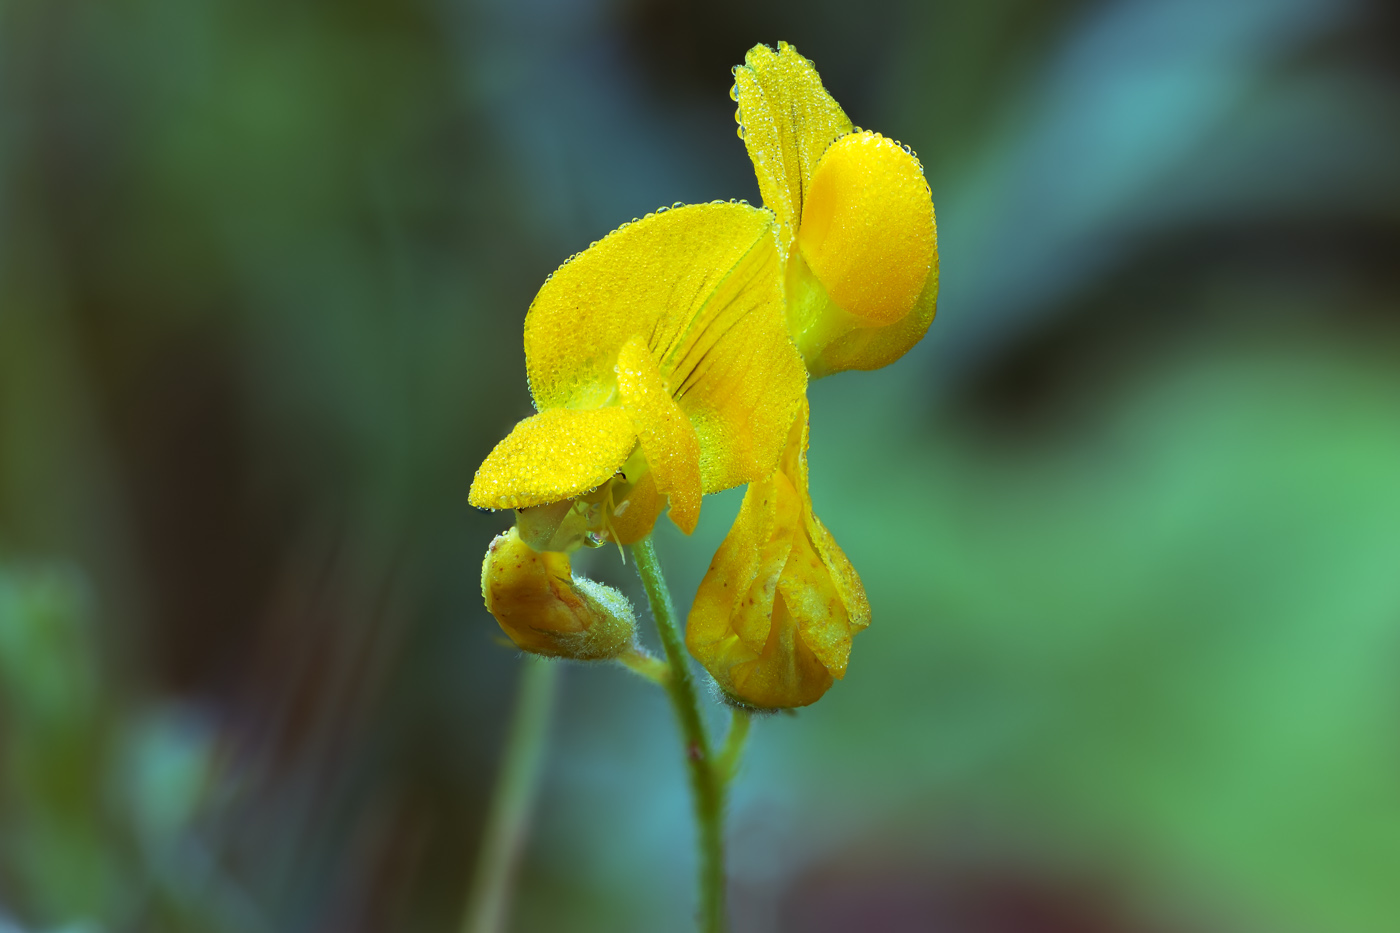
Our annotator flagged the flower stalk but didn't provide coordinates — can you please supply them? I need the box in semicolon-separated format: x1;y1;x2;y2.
631;537;728;933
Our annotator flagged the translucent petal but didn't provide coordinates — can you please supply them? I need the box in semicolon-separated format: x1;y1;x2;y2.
796;131;936;326
468;407;636;510
732;42;853;243
685;465;787;694
616;336;702;534
783;399;870;667
686;400;868;708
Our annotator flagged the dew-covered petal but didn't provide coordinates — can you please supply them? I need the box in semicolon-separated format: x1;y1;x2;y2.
665;224;807;493
685;466;787;684
732;41;853;244
615;336;703;534
524;202;782;413
802;254;939;378
685;398;869;708
796;131;936;327
468;407;636;510
686;466;835;709
785;399;871;641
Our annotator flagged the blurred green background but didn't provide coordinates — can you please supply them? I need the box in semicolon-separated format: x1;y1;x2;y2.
2;0;1399;930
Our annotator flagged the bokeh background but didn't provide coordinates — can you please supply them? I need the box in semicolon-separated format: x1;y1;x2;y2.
3;0;1400;930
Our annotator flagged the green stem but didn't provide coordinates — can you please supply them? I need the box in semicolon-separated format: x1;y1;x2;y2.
461;655;558;933
615;644;671;686
715;710;751;783
631;537;727;933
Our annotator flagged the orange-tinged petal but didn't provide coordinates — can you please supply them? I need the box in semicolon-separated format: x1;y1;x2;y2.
481;527;636;659
607;468;661;546
732;42;853;245
782;399;869;671
796;131;935;327
687;467;838;709
685;399;868;709
469;407;636;510
615;336;702;534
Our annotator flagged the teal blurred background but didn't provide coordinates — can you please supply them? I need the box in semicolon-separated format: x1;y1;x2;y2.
3;0;1399;930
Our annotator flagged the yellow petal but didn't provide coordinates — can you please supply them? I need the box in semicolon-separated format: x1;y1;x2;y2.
732;42;853;244
687;467;836;709
616;336;703;534
481;527;636;659
782;399;870;672
524;202;805;493
796;131;935;326
802;249;939;378
686;400;868;708
468;407;636;510
526;203;771;411
667;221;807;493
607;467;661;546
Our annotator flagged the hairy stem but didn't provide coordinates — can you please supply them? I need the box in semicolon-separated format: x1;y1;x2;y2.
715;709;751;783
631;537;727;933
615;644;671;686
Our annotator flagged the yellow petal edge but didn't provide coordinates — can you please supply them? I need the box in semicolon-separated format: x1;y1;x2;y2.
732;42;853;244
469;407;636;510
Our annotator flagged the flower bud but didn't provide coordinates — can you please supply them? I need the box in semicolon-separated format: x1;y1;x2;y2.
481;527;637;660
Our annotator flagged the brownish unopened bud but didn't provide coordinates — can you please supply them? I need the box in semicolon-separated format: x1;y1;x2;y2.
481;527;636;660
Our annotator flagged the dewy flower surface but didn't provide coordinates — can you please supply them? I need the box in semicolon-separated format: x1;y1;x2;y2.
470;42;937;706
733;42;939;378
686;398;870;708
679;42;937;707
470;202;807;543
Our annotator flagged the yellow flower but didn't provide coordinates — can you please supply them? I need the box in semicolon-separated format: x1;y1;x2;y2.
469;203;808;546
686;398;869;708
732;42;939;378
470;43;934;687
678;43;935;706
